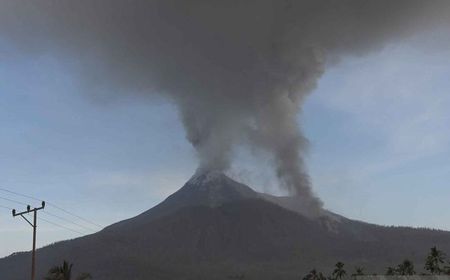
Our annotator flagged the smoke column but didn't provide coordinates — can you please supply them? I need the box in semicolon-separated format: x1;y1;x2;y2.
1;0;449;214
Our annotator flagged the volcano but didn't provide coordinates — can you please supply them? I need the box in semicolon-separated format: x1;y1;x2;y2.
1;171;450;280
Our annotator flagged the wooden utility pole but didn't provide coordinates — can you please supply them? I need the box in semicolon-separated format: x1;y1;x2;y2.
12;201;45;280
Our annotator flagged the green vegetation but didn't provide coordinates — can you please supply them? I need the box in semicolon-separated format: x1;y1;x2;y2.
45;247;450;279
425;246;446;274
44;260;92;280
332;262;346;280
302;269;327;280
352;266;364;277
385;259;415;275
302;246;450;279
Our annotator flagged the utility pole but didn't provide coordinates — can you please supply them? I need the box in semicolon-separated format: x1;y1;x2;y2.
12;201;45;280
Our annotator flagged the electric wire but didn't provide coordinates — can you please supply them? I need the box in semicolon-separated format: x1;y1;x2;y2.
0;196;29;206
0;187;40;203
42;210;96;232
0;188;102;236
0;198;89;238
0;204;13;210
39;217;85;235
0;187;103;229
46;202;103;229
0;195;96;233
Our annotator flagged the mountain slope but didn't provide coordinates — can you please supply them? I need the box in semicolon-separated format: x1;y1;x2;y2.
108;170;259;232
1;172;450;280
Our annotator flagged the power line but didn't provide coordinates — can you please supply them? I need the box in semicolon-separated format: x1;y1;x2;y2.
0;195;29;206
1;205;89;236
0;187;40;202
0;204;13;210
39;217;85;236
0;187;103;229
46;202;103;229
26;210;91;236
2;191;95;256
42;210;96;233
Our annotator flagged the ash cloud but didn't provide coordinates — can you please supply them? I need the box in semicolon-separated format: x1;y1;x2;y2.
1;0;449;214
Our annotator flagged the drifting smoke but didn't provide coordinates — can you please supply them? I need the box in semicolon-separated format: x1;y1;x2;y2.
1;0;449;214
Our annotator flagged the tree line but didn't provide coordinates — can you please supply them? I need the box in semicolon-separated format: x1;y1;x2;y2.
303;246;450;280
42;246;450;279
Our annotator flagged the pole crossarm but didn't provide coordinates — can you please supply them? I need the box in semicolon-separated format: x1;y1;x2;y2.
12;201;45;217
11;201;45;280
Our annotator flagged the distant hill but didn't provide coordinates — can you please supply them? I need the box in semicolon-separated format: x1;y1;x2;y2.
1;171;450;280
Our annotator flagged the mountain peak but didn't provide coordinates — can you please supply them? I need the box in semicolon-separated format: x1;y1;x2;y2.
104;170;258;231
108;170;339;234
181;169;258;207
187;169;228;186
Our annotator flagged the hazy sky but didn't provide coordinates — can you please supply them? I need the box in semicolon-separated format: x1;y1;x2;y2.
1;35;450;257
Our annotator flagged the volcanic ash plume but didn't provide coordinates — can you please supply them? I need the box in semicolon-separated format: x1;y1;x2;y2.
1;0;450;214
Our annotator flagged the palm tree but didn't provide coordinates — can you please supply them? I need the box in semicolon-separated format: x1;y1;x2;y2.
45;260;92;280
425;246;446;274
397;259;415;275
317;272;327;280
351;266;364;280
386;266;397;276
45;260;72;280
351;266;364;278
332;262;346;280
303;269;316;280
303;269;327;280
354;266;364;276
